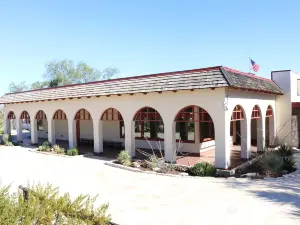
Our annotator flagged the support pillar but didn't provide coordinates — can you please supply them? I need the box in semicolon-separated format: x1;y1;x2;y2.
4;117;10;135
164;120;176;163
124;120;135;157
48;119;56;145
93;120;103;153
241;118;251;159
269;116;275;146
214;111;231;169
232;121;237;143
194;107;200;151
68;119;76;148
16;119;23;142
257;115;266;152
31;119;38;144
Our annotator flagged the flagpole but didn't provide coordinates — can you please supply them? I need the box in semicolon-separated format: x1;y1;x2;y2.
249;56;251;74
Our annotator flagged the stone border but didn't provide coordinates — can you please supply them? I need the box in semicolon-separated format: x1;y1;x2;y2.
28;149;93;158
104;160;225;180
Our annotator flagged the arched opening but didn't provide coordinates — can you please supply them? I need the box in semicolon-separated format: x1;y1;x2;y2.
52;109;69;148
100;108;124;157
174;105;215;166
6;111;16;138
265;105;275;146
133;107;164;158
251;105;262;152
34;110;47;144
230;105;248;163
19;111;31;142
74;109;93;153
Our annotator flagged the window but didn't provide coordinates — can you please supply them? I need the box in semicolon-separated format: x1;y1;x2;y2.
37;120;43;131
266;106;273;117
75;109;91;120
251;105;260;119
231;105;244;121
20;111;30;124
36;111;46;131
134;107;164;140
175;106;214;142
53;110;67;120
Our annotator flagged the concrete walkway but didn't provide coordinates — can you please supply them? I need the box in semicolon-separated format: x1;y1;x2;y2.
0;146;299;225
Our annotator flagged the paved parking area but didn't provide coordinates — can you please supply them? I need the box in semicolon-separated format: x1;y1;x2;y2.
0;146;299;225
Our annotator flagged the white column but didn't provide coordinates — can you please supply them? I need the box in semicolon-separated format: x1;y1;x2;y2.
124;120;135;157
214;112;231;169
269;116;275;146
31;119;38;144
4;117;10;135
241;117;251;159
194;107;200;152
232;121;237;143
257;115;266;152
93;120;103;153
68;120;77;148
164;120;176;163
16;119;23;142
48;119;56;145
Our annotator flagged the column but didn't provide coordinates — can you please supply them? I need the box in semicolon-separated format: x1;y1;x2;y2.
48;119;56;145
214;112;231;169
30;119;38;144
164;120;176;163
93;120;103;154
194;107;200;151
4;117;10;135
124;120;135;157
68;119;77;148
241;117;251;159
16;118;23;142
269;116;275;146
257;115;266;152
232;121;237;143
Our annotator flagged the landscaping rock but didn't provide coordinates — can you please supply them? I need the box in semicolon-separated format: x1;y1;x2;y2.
179;172;189;176
153;167;161;172
241;173;259;178
132;162;141;168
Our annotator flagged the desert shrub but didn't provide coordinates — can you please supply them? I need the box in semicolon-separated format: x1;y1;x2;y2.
0;129;4;135
117;150;131;166
37;141;52;152
66;148;79;156
0;183;111;225
4;141;14;146
42;141;51;148
261;145;296;176
53;144;65;154
2;134;10;144
188;162;216;177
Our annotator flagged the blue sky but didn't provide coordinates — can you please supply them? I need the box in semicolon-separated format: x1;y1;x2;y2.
1;0;300;96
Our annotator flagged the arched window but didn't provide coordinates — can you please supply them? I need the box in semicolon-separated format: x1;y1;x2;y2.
133;107;164;140
53;110;67;120
101;108;124;138
266;106;273;117
75;109;91;120
175;106;214;142
20;111;30;123
231;105;244;121
36;110;47;131
251;105;260;119
7;111;16;119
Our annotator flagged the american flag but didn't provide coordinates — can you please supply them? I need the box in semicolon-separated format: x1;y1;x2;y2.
250;59;260;72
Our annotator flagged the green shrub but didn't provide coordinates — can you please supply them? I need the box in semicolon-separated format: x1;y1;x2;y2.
0;129;4;135
42;141;51;148
0;183;111;224
4;141;14;146
2;134;10;144
53;144;65;154
37;141;52;152
117;150;131;166
189;162;217;177
66;148;79;156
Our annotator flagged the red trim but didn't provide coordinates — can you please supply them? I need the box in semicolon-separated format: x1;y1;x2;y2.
75;109;91;120
292;102;300;108
266;105;273;117
35;110;46;120
53;109;67;120
101;108;123;121
251;105;260;119
175;105;213;122
231;105;244;121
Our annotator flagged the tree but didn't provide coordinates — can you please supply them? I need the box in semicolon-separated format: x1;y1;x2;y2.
9;81;28;93
42;60;119;87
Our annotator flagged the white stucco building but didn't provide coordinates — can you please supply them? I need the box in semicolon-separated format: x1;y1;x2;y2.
1;65;295;169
